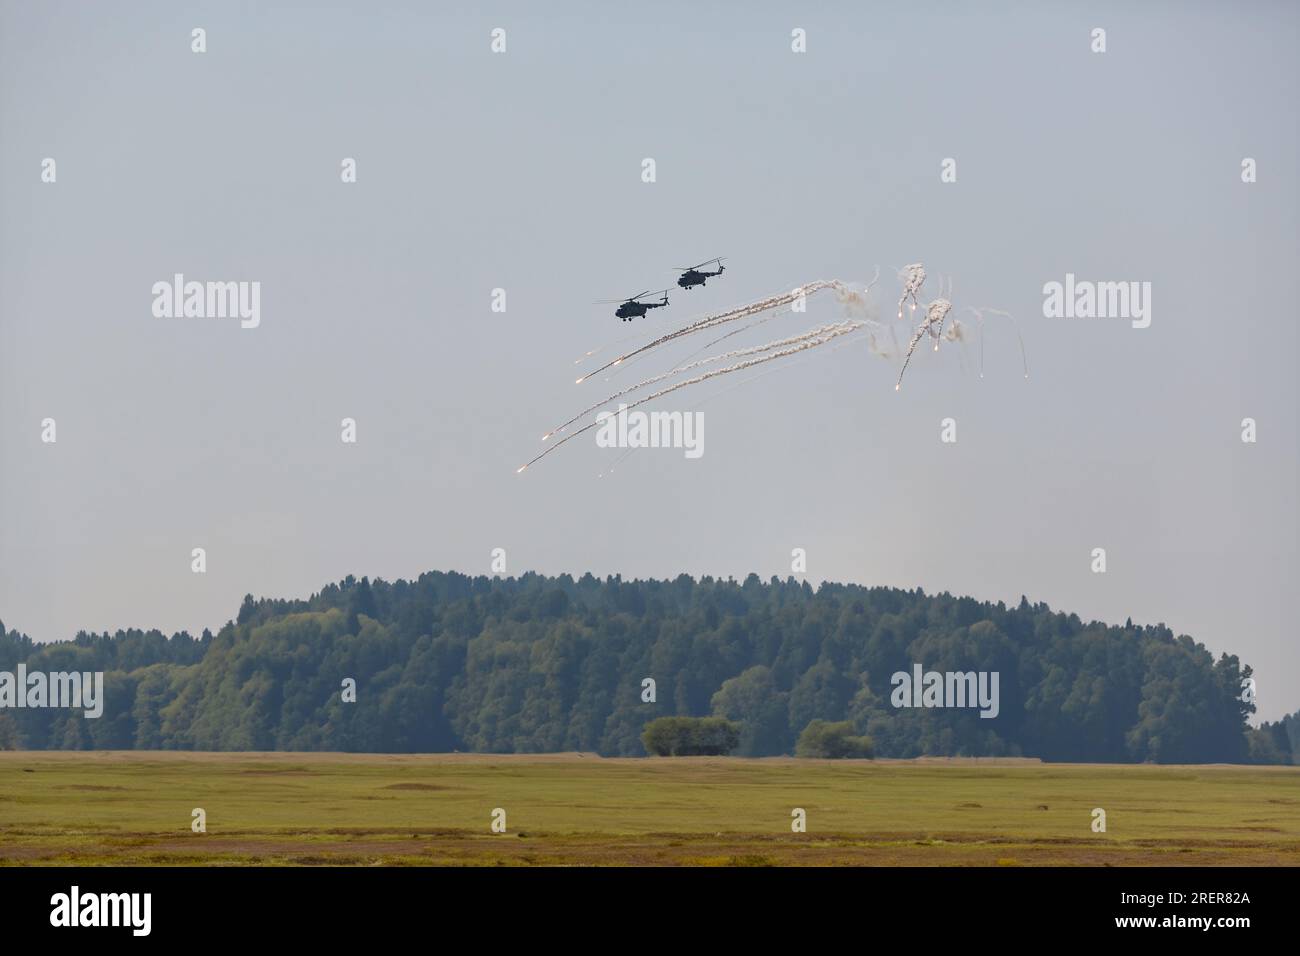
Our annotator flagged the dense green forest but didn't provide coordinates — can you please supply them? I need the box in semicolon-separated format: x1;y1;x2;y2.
0;571;1294;762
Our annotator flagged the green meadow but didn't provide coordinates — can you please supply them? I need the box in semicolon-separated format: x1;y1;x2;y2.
1;752;1296;866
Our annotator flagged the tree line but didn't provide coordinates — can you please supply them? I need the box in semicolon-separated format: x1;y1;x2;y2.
0;571;1292;763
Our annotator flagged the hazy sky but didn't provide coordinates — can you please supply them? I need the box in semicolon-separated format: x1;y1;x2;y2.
2;1;1296;721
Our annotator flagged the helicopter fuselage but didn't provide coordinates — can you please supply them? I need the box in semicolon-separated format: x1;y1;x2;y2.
616;299;667;321
677;267;724;289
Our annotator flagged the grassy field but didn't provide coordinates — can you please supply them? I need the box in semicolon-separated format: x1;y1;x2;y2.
1;751;1297;866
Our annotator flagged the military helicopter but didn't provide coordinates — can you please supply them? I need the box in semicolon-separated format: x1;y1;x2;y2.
675;257;726;290
595;290;670;322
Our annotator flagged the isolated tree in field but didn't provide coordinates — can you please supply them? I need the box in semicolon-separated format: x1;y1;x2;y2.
642;716;740;756
795;720;873;758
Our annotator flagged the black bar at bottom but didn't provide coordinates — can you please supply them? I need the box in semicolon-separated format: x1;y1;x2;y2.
0;865;1282;942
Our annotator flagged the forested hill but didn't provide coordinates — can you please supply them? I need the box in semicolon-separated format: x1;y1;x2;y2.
0;572;1294;762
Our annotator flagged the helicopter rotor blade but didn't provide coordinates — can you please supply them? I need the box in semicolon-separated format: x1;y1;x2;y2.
674;257;726;271
596;291;654;304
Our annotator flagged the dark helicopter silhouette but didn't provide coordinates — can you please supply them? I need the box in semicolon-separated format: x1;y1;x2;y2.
595;290;670;322
675;257;726;290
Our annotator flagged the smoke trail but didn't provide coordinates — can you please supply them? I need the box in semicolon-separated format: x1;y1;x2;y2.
670;273;883;374
671;268;880;369
678;310;782;365
833;265;881;318
573;318;668;366
575;280;846;385
573;335;628;365
599;295;795;385
967;307;1029;380
895;298;953;390
519;322;865;472
596;329;869;478
896;263;926;319
544;323;854;440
